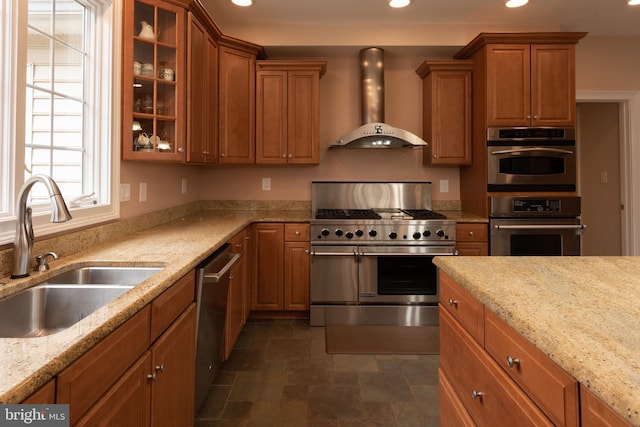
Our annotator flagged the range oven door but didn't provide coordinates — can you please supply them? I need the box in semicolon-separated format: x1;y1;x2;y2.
358;245;456;305
310;245;358;304
490;218;585;256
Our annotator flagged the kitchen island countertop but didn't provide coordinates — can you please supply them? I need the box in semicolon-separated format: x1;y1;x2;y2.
434;256;640;426
0;209;309;403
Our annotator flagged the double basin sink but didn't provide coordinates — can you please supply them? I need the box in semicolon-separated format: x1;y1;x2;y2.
0;266;163;338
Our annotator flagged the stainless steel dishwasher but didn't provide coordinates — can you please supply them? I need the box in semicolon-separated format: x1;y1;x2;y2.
194;243;240;413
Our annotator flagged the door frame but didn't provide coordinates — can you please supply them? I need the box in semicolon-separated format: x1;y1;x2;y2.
577;91;640;255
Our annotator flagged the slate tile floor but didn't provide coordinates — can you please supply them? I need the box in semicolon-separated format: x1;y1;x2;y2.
195;319;439;427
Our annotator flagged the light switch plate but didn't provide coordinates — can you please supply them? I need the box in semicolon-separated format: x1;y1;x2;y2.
139;182;147;202
120;183;131;202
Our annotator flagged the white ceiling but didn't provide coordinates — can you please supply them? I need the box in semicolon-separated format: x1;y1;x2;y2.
199;0;640;56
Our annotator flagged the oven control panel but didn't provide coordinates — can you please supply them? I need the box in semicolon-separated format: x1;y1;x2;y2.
311;221;456;244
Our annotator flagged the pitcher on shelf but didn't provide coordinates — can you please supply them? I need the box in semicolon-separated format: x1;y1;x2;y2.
139;21;154;40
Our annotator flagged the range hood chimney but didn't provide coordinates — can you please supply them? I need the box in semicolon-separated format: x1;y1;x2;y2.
330;47;428;149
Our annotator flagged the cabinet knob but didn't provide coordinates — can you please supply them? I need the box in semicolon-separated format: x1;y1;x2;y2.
147;372;157;381
526;115;532;119
288;154;292;158
433;153;437;158
295;231;300;236
221;153;226;157
282;154;287;158
177;147;184;153
468;231;474;236
155;364;166;373
471;390;484;400
506;356;520;368
448;298;458;307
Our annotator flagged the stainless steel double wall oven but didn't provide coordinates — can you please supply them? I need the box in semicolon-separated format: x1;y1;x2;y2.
486;127;585;255
310;182;456;326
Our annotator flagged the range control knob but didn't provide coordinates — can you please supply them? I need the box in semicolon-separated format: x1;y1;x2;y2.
335;229;344;237
423;230;432;238
355;229;364;237
413;232;422;240
436;229;445;238
321;228;330;236
389;231;398;239
345;232;354;239
369;229;377;237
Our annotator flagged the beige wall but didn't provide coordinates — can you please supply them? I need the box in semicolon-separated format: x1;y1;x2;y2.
119;35;640;219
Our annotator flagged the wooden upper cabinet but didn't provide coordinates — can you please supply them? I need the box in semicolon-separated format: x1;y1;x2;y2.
256;61;327;165
486;44;577;127
186;12;218;164
416;60;473;166
218;45;256;164
455;32;586;128
122;0;186;162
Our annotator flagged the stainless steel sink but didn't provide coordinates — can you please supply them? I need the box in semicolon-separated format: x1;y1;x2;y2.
43;266;163;285
0;266;163;338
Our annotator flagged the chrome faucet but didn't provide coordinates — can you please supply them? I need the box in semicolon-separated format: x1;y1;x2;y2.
11;175;72;279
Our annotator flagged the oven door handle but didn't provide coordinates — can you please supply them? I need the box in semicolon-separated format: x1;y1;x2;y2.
358;249;458;256
310;250;357;257
490;147;574;155
494;224;587;234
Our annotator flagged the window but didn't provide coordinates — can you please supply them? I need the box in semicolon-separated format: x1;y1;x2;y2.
0;0;120;245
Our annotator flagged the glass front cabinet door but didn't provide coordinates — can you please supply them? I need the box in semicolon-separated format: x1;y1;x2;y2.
123;0;185;161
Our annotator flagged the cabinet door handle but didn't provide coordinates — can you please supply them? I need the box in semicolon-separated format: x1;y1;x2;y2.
147;372;157;381
448;298;458;307
471;389;484;400
506;356;520;368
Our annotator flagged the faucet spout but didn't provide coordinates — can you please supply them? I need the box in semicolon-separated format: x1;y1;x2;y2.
11;175;72;279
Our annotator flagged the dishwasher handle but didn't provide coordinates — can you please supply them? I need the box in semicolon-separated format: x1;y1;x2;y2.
202;253;240;283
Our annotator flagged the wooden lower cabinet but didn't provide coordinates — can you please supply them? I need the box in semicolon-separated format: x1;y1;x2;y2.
21;379;56;404
251;223;309;313
580;385;632;427
149;304;196;427
75;353;152;427
225;228;249;359
439;368;475;427
55;272;196;426
455;223;488;256
440;307;554;426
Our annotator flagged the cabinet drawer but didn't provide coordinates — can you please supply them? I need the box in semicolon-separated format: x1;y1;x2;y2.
57;305;151;424
440;308;553;426
484;310;579;426
284;223;309;241
456;223;488;242
439;271;484;345
439;368;475;427
150;272;195;342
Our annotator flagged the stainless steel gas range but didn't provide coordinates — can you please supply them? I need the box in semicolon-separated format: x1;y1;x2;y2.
310;181;457;327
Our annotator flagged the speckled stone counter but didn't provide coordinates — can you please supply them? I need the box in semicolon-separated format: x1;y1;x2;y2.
0;209;309;403
434;256;640;426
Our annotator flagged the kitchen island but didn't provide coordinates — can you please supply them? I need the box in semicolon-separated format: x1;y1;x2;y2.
434;256;640;426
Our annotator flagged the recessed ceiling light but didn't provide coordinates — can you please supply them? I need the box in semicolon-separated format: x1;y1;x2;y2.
389;0;411;8
231;0;252;6
505;0;529;7
629;0;640;5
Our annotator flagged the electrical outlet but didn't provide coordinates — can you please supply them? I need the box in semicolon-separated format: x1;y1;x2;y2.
439;179;449;193
120;183;131;202
262;177;271;191
181;178;187;194
139;182;147;202
600;171;608;184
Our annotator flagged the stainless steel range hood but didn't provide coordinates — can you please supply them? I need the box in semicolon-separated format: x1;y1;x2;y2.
329;48;428;149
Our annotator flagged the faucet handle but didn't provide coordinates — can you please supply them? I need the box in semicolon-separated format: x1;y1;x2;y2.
34;252;58;272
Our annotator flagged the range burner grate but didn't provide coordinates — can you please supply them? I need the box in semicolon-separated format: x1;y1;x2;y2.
315;209;381;220
401;209;447;220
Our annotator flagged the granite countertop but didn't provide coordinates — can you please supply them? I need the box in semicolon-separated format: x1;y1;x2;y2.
0;209;309;403
434;256;640;426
